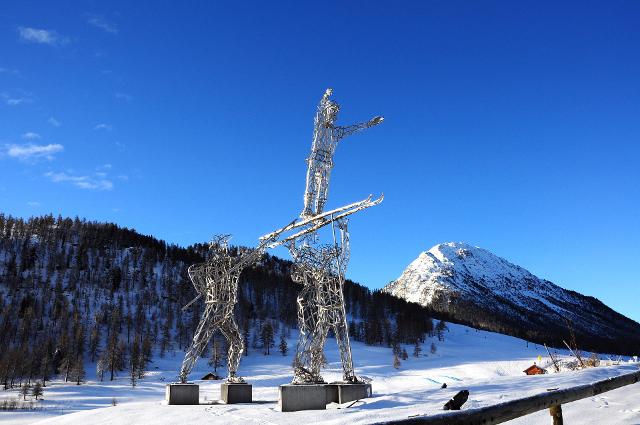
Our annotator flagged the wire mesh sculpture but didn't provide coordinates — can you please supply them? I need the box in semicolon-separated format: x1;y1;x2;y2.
286;218;357;383
263;88;384;384
301;88;383;218
179;234;280;384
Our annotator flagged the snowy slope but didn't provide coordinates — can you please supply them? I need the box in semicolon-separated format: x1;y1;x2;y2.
1;323;639;425
384;242;640;354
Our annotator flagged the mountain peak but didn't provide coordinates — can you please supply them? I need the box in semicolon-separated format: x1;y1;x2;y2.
384;242;640;355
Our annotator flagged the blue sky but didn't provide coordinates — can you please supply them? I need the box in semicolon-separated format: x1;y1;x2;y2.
1;1;639;321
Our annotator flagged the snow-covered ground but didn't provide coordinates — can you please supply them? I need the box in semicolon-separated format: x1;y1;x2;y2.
2;323;639;425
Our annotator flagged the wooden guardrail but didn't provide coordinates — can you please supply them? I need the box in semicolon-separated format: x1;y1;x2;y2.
379;369;640;425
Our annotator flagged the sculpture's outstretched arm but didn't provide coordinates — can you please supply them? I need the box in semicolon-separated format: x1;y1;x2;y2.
231;223;294;273
232;246;266;273
182;264;209;311
187;264;208;294
335;116;384;140
335;218;350;275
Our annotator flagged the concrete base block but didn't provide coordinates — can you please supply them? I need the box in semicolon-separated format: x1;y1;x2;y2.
279;384;327;412
325;384;339;404
166;383;199;405
221;382;252;404
336;383;372;404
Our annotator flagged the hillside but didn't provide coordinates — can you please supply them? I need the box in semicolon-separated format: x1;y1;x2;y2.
383;242;640;355
0;213;434;390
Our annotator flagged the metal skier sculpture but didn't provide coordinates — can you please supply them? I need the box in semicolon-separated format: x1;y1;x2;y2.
263;88;383;385
178;233;282;384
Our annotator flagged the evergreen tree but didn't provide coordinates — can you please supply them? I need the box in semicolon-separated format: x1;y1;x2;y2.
392;341;401;357
105;333;124;381
96;355;107;382
136;336;147;380
130;338;140;387
20;383;30;400
70;360;86;385
39;352;51;387
208;338;223;372
413;341;422;358
260;322;274;355
348;321;359;341
401;348;409;361
89;325;101;362
242;321;250;357
160;324;171;358
436;320;447;342
59;354;73;383
142;333;153;362
278;333;288;356
32;381;43;400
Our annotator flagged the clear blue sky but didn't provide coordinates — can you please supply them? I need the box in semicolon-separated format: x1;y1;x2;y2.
1;1;638;321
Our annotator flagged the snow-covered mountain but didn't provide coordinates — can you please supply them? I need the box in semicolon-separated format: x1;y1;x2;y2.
384;242;640;355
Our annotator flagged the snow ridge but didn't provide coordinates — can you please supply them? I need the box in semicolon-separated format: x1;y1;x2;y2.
384;242;640;355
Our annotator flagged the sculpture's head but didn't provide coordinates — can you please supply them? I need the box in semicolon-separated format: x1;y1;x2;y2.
323;100;340;127
209;234;231;253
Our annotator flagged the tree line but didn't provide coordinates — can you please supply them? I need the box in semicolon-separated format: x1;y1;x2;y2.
0;213;437;389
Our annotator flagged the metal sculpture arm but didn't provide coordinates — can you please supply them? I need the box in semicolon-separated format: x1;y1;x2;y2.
187;263;208;295
230;237;274;273
182;227;292;312
334;218;350;277
262;194;383;249
335;116;384;140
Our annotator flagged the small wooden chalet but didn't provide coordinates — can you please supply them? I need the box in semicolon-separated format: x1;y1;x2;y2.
201;372;221;380
523;364;546;375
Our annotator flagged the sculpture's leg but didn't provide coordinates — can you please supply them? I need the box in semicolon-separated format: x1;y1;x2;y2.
293;275;329;384
314;166;332;216
302;161;318;217
307;276;331;381
293;276;315;382
179;303;218;383
219;315;244;382
330;276;357;383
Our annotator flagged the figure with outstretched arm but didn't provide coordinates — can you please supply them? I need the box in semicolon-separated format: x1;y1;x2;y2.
178;231;285;384
301;88;383;218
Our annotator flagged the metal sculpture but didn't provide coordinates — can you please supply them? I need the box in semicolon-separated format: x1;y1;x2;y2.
301;88;383;218
179;233;281;384
286;218;356;383
263;88;383;384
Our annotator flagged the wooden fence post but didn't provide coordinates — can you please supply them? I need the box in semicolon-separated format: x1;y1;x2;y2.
549;404;563;425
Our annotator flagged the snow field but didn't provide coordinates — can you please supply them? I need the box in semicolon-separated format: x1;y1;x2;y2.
0;323;638;424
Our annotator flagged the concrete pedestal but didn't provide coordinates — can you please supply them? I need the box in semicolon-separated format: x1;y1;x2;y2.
166;383;199;405
279;384;327;412
279;382;373;411
336;383;372;404
325;384;339;404
221;382;252;404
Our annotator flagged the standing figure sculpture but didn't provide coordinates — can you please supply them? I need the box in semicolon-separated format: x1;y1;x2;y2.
260;88;382;385
282;88;383;385
301;88;383;218
287;218;357;384
179;234;275;384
